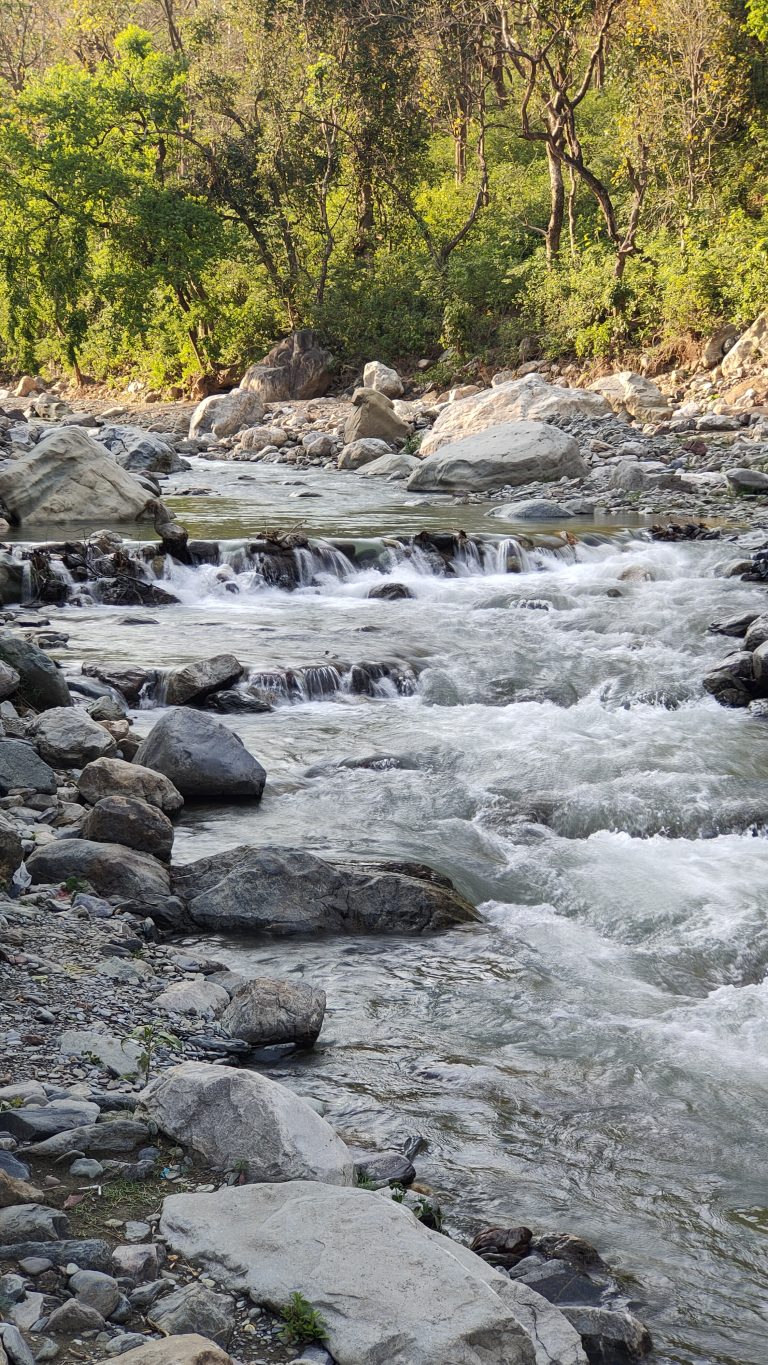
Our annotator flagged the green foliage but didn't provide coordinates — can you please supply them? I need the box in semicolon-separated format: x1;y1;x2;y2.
278;1292;329;1345
128;1023;181;1085
0;0;765;379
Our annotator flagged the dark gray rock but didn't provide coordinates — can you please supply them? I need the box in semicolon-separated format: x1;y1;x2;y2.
33;707;116;767
0;1152;30;1180
134;708;265;800
0;633;71;710
702;651;757;708
726;467;768;494
220;978;325;1049
147;1281;235;1347
562;1306;652;1362
24;1120;149;1158
0;1101;99;1141
0;1323;36;1365
69;1269;121;1318
0;811;22;884
353;1151;416;1187
81;796;174;862
0;740;57;795
163;655;243;707
0;1239;112;1271
0;1205;70;1244
173;845;478;935
27;838;171;903
45;1299;105;1333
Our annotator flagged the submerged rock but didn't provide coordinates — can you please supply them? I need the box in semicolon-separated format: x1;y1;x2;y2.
220;978;326;1049
140;1062;354;1184
172;846;478;935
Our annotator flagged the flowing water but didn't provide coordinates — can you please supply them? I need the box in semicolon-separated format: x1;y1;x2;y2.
46;462;768;1364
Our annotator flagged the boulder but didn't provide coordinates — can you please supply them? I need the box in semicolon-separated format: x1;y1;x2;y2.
0;1238;111;1271
701;324;739;369
0;812;22;884
357;450;421;480
407;422;586;493
587;371;670;420
147;1283;235;1347
561;1307;652;1361
33;707;117;767
77;757;184;814
220;978;326;1048
133;709;266;800
100;426;185;475
702;651;756;708
69;1269;121;1318
0;1100;99;1142
45;1300;105;1333
609;459;651;492
160;1182;556;1365
721;312;768;380
140;1062;354;1184
106;1335;233;1365
59;1028;142;1079
154;976;229;1019
0;1172;44;1209
0;428;153;524
0;1205;70;1245
163;655;243;707
0;633;72;710
189;390;265;440
344;389;409;445
240;330;334;403
0;739;57;795
237;425;288;452
81;795;174;861
419;375;609;456
0;662;20;700
27;838;171;903
23;1120;148;1158
362;361;404;398
726;467;768;494
172;846;478;935
337;438;393;471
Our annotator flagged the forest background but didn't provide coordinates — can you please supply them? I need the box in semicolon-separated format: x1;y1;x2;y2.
1;0;768;388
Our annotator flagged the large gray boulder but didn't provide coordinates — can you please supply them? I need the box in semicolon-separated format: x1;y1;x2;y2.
173;846;478;935
344;389;409;444
357;449;421;480
0;428;153;524
140;1062;354;1185
100;425;185;475
587;371;671;420
407;421;586;493
77;757;184;814
362;360;404;398
189;390;265;440
220;978;325;1048
134;709;266;800
0;739;56;794
337;438;393;471
81;795;174;862
0;633;71;710
159;1182;563;1365
241;330;334;403
163;655;243;707
721;311;768;379
27;838;171;902
33;707;116;767
419;375;609;457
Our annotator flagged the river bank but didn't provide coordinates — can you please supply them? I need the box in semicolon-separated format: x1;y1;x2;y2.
3;371;768;1365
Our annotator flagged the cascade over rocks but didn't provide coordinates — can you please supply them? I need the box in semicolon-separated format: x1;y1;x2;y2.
0;428;153;524
407;421;586;493
162;654;243;707
240;329;334;403
418;375;609;456
140;1062;354;1184
172;845;479;935
133;709;266;800
159;1181;574;1365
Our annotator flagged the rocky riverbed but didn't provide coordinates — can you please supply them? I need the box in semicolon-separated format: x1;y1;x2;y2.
3;360;768;1365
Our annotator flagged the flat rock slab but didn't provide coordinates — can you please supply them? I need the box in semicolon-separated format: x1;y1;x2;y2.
59;1028;142;1079
111;1334;234;1365
0;1238;113;1271
25;1120;148;1158
172;845;478;935
160;1182;550;1365
0;1100;99;1142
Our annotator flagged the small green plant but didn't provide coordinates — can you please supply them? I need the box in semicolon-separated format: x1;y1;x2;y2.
128;1023;181;1085
278;1292;328;1346
413;1196;443;1231
390;1182;406;1203
0;1097;24;1110
355;1172;377;1190
63;875;88;894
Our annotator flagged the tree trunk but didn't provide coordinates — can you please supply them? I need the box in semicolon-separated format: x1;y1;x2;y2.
546;144;564;263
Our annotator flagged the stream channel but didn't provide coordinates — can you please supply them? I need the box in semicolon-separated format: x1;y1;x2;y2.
34;460;768;1364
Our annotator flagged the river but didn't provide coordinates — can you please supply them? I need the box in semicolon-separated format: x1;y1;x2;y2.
46;460;768;1364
